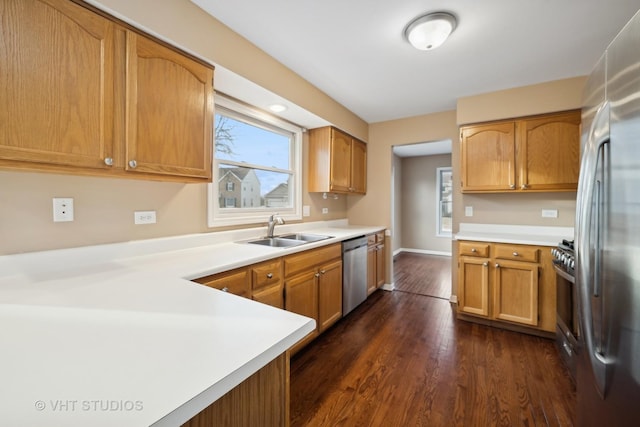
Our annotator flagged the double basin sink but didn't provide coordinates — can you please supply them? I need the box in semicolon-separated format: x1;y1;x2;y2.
246;233;333;248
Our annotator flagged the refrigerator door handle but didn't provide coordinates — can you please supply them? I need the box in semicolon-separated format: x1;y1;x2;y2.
576;100;610;398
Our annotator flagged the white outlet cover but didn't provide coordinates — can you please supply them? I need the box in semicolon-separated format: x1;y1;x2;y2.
541;209;559;218
322;208;329;214
53;198;74;222
134;211;157;225
464;206;473;217
302;205;310;217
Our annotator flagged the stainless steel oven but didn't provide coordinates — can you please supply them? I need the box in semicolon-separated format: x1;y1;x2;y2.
552;240;579;382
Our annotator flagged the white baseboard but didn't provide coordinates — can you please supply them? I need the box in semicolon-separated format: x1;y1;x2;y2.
395;248;452;257
381;282;395;291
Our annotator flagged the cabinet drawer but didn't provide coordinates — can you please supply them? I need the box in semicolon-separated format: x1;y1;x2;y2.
193;268;250;298
252;259;283;290
458;242;490;257
367;234;376;246
376;232;385;244
494;244;539;262
284;243;341;277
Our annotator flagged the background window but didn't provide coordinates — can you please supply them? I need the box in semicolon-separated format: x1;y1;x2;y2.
437;167;453;237
208;96;302;227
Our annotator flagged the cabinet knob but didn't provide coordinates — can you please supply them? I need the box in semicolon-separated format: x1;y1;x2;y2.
266;273;273;279
471;248;477;253
509;184;515;189
320;270;326;274
482;262;488;267
513;252;519;257
495;263;501;268
315;273;320;278
104;157;113;166
221;287;229;292
521;184;528;190
128;159;137;169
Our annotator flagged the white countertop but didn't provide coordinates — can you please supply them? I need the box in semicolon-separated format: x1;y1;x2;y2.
0;219;385;426
454;223;573;247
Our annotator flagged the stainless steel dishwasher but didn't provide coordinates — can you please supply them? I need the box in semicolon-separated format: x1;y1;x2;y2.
342;235;368;315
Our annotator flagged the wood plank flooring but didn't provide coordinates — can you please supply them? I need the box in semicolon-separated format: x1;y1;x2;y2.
392;252;451;299
290;254;576;427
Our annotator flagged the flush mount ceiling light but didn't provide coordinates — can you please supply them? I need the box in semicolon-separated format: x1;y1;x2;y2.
404;12;457;51
268;103;287;113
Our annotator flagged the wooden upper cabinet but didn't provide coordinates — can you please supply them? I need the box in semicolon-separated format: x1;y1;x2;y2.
461;122;516;192
517;111;581;191
350;138;367;193
125;32;213;180
308;126;367;194
0;0;214;182
0;0;116;170
460;110;581;193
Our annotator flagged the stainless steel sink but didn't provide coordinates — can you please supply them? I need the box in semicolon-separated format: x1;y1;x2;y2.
278;233;333;243
246;237;307;248
245;233;332;248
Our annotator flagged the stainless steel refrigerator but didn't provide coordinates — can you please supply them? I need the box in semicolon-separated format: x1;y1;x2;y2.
576;8;640;426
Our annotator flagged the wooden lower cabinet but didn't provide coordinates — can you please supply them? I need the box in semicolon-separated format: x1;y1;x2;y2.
284;243;342;354
192;267;251;299
366;232;386;295
182;352;288;427
457;240;555;335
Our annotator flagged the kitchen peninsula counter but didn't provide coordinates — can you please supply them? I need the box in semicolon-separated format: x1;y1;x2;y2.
0;219;384;426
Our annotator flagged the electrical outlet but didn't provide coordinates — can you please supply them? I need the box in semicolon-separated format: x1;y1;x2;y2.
53;198;74;222
542;209;558;218
134;211;157;225
322;208;329;214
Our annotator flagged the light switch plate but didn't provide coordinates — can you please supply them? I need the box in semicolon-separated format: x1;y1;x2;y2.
302;205;310;217
464;206;473;217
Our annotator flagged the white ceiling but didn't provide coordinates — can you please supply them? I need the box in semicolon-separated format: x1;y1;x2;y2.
192;0;640;125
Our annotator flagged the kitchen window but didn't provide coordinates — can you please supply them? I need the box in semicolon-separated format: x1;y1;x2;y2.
208;95;303;227
436;167;453;237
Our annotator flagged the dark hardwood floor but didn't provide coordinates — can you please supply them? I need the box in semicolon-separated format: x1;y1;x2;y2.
290;254;576;427
393;252;451;299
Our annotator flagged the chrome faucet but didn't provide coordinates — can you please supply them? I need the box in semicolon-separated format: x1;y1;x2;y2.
266;213;285;238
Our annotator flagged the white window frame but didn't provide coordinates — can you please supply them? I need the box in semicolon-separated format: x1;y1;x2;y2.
207;95;303;228
436;167;453;238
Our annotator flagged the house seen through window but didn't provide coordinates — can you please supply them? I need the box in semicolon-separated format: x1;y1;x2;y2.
208;96;303;227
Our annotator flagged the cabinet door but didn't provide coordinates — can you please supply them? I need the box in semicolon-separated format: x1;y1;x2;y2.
1;0;116;169
329;128;352;192
493;260;539;326
517;110;581;191
125;31;213;180
285;271;319;353
375;244;385;288
318;260;342;332
367;245;377;295
252;284;284;309
461;122;516;192
458;257;490;317
350;139;367;194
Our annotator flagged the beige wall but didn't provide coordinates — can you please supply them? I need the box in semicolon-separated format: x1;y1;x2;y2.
0;0;359;255
400;154;452;254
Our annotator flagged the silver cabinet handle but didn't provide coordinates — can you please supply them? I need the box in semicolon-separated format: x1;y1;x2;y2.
128;160;137;168
495;263;500;268
513;252;519;257
320;270;326;274
221;287;229;292
521;184;528;190
104;157;113;166
315;273;320;278
471;248;477;252
266;273;273;279
482;262;488;267
509;184;515;189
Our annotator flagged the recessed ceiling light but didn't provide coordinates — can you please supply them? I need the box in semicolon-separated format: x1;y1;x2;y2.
268;103;287;113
